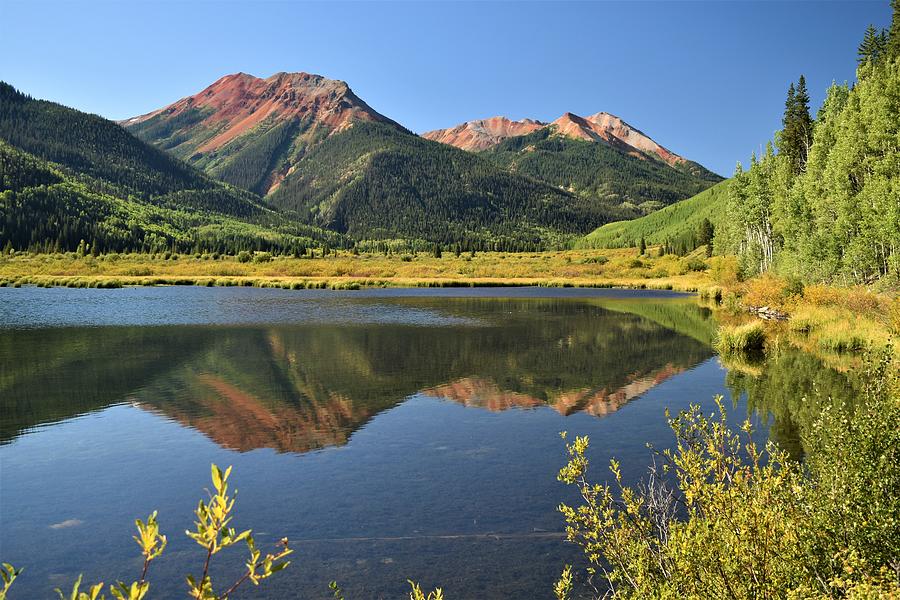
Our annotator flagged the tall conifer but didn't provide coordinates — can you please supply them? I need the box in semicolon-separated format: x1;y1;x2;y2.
780;77;813;173
858;25;882;64
888;0;900;58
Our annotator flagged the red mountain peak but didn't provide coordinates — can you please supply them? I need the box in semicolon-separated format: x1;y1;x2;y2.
124;72;398;154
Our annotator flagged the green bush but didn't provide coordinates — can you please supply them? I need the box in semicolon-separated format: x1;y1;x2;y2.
801;350;900;579
236;251;251;263
554;353;900;600
580;255;609;265
685;257;708;272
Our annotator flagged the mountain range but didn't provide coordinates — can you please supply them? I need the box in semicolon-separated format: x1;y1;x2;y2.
422;116;547;151
1;71;722;252
424;111;688;167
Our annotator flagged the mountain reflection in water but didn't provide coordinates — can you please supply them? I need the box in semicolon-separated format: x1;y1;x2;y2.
2;296;714;453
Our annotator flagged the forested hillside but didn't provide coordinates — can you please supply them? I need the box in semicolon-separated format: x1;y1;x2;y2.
716;15;900;285
126;72;722;248
266;121;629;249
0;82;208;199
0;83;342;254
578;179;731;251
483;127;721;214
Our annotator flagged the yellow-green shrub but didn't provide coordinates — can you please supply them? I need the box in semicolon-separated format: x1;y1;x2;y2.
708;256;740;286
554;354;899;599
3;465;292;600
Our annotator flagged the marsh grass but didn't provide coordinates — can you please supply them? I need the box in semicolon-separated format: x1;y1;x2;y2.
715;321;767;354
698;286;723;302
790;306;887;353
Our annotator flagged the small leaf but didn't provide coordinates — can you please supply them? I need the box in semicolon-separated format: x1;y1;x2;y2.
211;464;223;492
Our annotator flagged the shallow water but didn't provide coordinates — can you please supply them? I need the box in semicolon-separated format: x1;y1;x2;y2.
0;287;851;598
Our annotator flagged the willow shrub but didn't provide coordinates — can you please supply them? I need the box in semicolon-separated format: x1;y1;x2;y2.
555;352;899;599
800;350;900;592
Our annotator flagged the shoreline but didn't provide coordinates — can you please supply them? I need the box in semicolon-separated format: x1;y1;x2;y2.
2;251;894;368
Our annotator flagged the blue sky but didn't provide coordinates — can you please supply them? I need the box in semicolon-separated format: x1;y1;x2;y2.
0;1;891;176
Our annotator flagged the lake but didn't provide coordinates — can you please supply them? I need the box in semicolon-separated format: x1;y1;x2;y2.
0;287;857;599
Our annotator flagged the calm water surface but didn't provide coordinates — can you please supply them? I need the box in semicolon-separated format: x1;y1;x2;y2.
0;287;855;598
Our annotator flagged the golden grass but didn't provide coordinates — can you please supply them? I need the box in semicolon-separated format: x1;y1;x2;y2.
0;248;716;292
802;284;887;314
715;273;898;372
789;305;891;352
715;321;767;354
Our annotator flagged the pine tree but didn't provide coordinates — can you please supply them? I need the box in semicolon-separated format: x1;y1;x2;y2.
794;76;813;167
698;218;714;250
781;82;798;167
879;29;890;59
784;82;796;120
858;25;883;64
639;236;646;255
781;77;814;173
888;0;900;59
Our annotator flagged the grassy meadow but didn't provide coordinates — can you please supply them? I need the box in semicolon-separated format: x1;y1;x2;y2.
0;247;717;291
